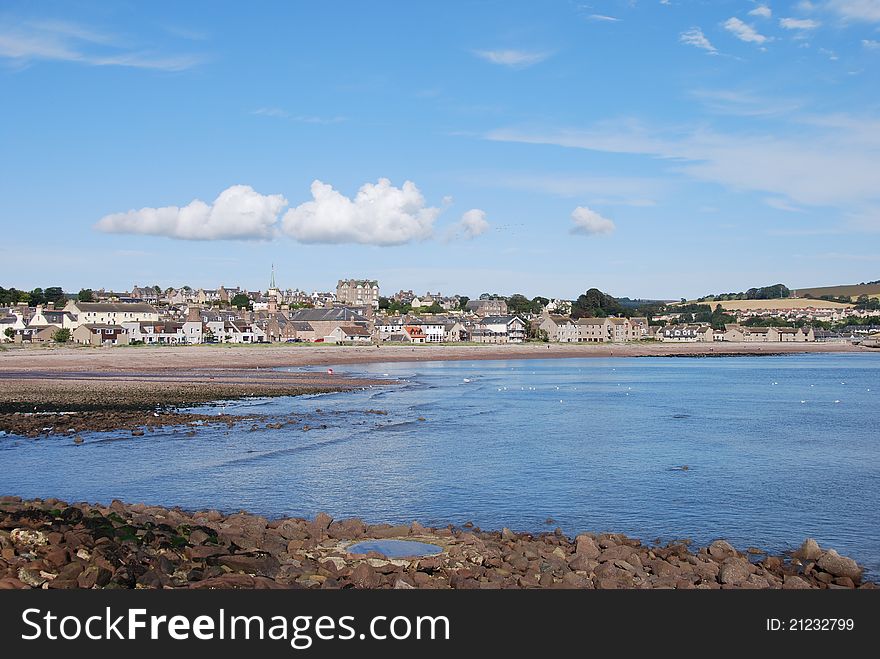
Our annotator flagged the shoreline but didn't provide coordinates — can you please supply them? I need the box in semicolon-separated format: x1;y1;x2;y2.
0;497;872;590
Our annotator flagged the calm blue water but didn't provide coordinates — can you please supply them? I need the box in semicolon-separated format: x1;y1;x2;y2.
2;354;878;573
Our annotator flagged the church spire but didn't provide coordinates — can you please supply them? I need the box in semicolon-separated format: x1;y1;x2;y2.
269;264;276;290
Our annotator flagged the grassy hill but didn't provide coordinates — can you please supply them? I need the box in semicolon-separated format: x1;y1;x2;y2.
791;283;880;300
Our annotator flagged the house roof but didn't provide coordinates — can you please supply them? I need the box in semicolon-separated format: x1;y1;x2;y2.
81;324;125;331
289;307;368;323
338;325;371;336
576;317;609;325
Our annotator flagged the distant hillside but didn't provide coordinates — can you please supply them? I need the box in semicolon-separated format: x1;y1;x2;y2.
792;283;880;300
616;297;671;309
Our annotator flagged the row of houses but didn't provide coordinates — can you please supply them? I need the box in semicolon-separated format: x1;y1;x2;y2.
656;324;816;343
538;315;650;343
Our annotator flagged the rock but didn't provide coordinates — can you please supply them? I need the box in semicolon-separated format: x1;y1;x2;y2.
817;550;862;581
708;540;736;559
10;529;48;548
190;574;256;589
312;512;333;532
131;429;144;436
348;563;380;588
501;527;517;541
783;575;813;590
762;556;782;571
368;524;411;539
77;566;112;589
598;545;636;563
215;554;280;578
719;558;752;585
834;576;855;588
17;568;47;588
575;534;600;560
794;538;823;561
394;578;415;589
327;518;366;540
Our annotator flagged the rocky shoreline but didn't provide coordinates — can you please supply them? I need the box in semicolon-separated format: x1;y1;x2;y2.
0;497;873;590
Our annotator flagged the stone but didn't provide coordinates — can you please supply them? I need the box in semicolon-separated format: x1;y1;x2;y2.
794;539;823;561
215;554;280;578
77;566;112;589
817;550;862;581
834;576;855;588
568;554;598;572
575;534;600;560
327;518;366;540
349;563;380;588
394;578;415;589
10;529;47;548
312;512;333;532
17;568;47;588
190;574;256;589
783;575;812;590
719;558;752;585
501;527;517;541
598;545;635;563
708;540;736;559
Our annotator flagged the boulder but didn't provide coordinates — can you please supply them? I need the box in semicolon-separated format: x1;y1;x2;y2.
708;540;736;559
719;558;752;585
215;554;280;578
782;575;812;590
575;534;600;560
794;538;823;561
817;550;862;581
348;563;381;588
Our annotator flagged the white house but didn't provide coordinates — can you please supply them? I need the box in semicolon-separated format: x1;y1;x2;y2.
64;301;159;328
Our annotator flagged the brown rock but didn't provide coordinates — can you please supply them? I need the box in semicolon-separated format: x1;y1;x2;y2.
708;540;736;559
719;557;752;585
349;563;381;588
794;538;823;561
834;576;855;588
568;554;598;572
783;575;813;590
598;545;635;563
190;574;256;589
575;534;600;560
817;550;862;581
78;566;112;589
215;554;280;578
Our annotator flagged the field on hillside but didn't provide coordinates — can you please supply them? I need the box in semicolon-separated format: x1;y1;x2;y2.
791;283;880;300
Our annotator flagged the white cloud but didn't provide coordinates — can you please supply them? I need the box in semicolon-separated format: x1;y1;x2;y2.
570;207;615;236
472;49;550;67
0;19;201;70
587;14;620;22
780;17;822;28
826;0;880;22
95;185;287;240
457;209;490;238
282;179;439;246
723;17;770;43
863;39;880;48
680;27;718;54
749;5;773;18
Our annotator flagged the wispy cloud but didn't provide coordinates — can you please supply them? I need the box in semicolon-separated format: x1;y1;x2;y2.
723;17;770;44
680;27;718;54
690;89;802;116
825;0;880;22
749;5;773;18
780;17;822;29
251;108;347;124
485;114;880;209
586;14;620;22
472;49;550;67
863;39;880;49
0;18;202;71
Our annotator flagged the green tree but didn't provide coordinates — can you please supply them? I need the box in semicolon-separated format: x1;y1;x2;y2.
44;286;66;305
230;293;251;309
30;288;46;306
4;327;14;340
52;328;71;343
458;296;470;310
78;289;95;302
507;293;532;315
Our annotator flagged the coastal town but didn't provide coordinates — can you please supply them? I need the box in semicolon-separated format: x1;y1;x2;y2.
2;273;879;349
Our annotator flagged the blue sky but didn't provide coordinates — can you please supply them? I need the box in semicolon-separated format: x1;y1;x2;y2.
1;0;879;299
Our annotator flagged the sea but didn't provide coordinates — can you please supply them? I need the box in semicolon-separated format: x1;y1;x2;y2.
2;353;878;574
